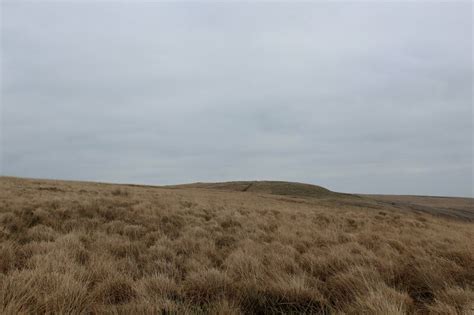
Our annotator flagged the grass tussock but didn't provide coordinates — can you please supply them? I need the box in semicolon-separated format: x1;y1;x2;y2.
0;177;473;314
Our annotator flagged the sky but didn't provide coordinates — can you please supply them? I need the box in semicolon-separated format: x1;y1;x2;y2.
1;1;472;197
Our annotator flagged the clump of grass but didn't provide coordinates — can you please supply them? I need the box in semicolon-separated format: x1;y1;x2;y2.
94;278;137;305
110;188;130;197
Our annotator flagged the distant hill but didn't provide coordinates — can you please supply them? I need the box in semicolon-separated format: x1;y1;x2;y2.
170;180;346;198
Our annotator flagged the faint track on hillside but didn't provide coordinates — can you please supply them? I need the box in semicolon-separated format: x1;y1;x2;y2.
242;183;254;192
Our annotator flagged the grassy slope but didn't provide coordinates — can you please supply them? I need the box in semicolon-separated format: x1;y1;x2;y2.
170;181;341;198
0;176;473;314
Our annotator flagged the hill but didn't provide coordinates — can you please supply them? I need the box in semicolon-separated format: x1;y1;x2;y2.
0;176;473;314
170;181;345;198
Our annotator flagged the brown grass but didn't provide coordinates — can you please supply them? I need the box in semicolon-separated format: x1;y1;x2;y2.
0;176;473;314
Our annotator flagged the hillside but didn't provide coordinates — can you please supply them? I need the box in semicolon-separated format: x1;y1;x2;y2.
170;181;343;199
0;177;473;314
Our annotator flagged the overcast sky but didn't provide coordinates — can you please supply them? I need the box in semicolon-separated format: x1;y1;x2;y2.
1;2;472;197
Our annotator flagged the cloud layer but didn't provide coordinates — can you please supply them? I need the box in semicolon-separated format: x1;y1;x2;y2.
1;2;472;196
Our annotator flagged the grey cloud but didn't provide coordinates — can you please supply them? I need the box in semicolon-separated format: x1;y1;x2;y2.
1;1;472;196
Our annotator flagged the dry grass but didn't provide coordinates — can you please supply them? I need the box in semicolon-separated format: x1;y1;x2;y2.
0;177;473;314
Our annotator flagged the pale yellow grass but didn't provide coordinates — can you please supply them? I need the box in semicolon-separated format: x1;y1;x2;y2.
0;177;473;314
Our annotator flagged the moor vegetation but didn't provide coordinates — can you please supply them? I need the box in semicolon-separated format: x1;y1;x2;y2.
0;177;473;314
